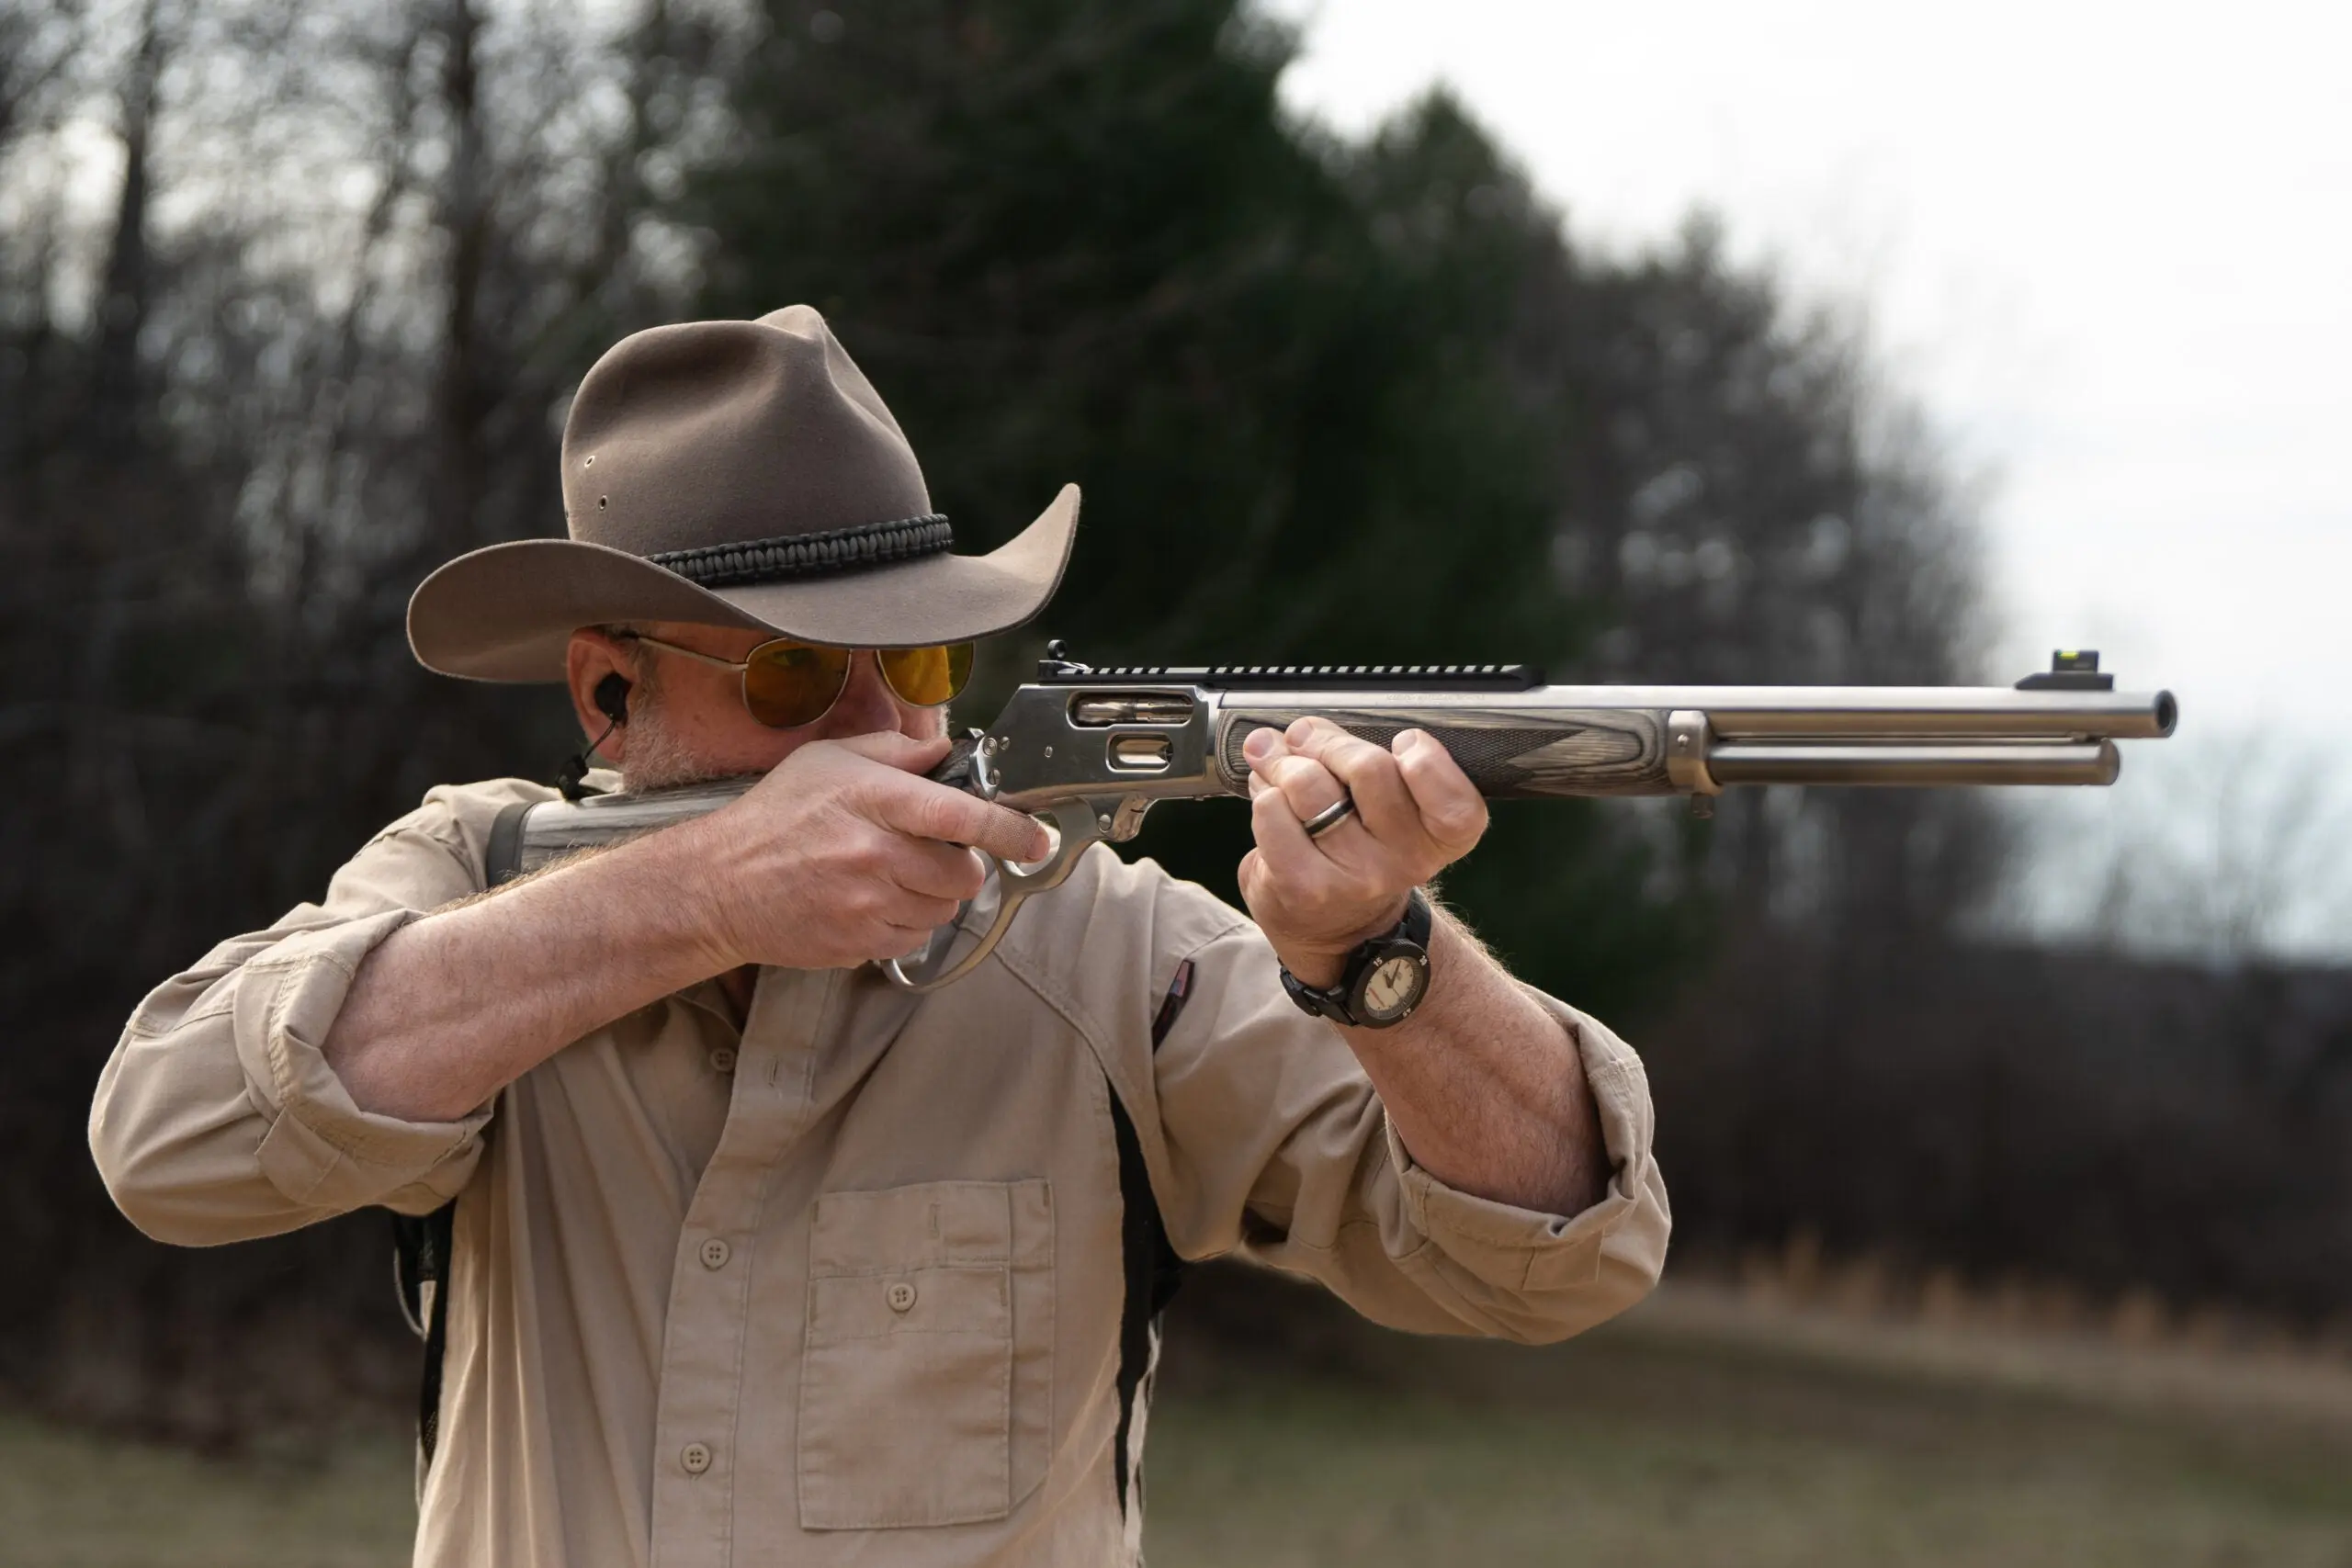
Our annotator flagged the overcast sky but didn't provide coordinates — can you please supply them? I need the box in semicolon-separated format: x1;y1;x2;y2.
1266;0;2352;955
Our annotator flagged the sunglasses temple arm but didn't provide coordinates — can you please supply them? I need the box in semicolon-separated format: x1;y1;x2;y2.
621;634;752;671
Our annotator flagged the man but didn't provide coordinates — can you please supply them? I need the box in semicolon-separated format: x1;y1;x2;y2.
90;307;1669;1566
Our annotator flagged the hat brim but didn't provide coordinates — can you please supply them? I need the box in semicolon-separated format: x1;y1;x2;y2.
409;484;1080;682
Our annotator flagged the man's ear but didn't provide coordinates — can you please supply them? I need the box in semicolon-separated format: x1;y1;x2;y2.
564;629;637;766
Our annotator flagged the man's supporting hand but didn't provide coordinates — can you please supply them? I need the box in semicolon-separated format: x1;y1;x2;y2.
1237;717;1487;987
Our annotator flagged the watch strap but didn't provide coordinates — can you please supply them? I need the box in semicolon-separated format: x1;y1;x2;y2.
1391;885;1433;948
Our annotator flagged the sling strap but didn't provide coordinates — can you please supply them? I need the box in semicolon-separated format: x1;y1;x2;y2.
390;1201;458;1483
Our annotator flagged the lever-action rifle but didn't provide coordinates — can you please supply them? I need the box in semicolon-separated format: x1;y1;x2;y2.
491;645;2177;992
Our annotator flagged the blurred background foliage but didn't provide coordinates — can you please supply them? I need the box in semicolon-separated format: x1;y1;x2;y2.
2;0;2347;1449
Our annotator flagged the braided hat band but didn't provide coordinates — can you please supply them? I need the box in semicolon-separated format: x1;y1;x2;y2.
649;514;954;590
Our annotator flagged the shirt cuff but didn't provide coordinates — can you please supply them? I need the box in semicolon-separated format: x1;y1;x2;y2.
230;908;492;1211
1382;992;1665;1296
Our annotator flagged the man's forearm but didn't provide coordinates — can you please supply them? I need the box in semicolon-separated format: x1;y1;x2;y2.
1336;911;1610;1216
325;734;1057;1123
326;821;737;1122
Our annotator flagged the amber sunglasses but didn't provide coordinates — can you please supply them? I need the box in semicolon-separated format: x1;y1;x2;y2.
622;633;974;728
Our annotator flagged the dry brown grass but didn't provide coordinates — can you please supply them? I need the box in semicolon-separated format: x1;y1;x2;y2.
7;1264;2351;1566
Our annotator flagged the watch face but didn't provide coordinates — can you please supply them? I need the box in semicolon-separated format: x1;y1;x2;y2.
1357;952;1428;1024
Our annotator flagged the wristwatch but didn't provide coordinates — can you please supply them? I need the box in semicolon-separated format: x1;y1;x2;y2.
1279;888;1434;1029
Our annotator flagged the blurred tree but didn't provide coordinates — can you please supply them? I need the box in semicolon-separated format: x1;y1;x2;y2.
1532;217;2004;940
2009;728;2352;963
697;2;1697;1009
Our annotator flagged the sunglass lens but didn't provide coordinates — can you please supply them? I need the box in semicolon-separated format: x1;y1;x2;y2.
741;641;853;728
879;643;975;708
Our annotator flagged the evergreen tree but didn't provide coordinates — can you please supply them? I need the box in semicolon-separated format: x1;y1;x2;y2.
697;0;1697;1010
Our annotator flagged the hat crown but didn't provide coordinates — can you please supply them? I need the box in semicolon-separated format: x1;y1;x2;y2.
560;306;933;560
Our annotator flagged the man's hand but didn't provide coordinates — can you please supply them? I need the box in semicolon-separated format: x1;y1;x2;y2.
1237;717;1488;987
687;732;1054;972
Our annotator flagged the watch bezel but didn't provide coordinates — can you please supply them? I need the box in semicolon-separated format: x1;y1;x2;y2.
1347;941;1430;1025
1279;888;1433;1030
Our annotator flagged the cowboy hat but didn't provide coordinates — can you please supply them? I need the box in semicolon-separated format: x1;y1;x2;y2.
407;305;1079;681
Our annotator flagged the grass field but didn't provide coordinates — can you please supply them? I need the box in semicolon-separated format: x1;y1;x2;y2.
7;1280;2351;1567
1146;1311;2352;1567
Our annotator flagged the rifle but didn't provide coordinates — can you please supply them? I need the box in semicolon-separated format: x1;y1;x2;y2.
492;645;2177;992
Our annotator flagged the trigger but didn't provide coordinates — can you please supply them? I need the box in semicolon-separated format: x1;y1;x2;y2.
967;730;1002;800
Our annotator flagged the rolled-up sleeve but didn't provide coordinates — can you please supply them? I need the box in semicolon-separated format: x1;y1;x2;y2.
1147;915;1670;1345
1368;990;1669;1340
89;781;543;1246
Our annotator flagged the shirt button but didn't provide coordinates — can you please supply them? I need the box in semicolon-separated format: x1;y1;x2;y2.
681;1441;713;1475
708;1046;737;1074
700;1237;731;1270
886;1280;917;1314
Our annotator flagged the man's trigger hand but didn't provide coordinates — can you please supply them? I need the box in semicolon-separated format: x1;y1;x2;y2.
684;733;1050;974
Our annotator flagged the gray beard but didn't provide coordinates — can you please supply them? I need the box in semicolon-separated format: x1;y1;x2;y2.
615;705;732;795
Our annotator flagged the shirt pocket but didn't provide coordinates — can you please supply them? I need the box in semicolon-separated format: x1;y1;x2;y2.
798;1179;1055;1529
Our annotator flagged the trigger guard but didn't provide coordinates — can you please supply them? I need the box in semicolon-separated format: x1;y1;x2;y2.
998;799;1108;890
878;799;1108;993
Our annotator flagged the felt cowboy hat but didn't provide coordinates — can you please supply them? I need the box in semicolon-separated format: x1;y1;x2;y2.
408;305;1079;681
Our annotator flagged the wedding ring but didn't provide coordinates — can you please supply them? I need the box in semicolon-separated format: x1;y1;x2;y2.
1300;792;1357;840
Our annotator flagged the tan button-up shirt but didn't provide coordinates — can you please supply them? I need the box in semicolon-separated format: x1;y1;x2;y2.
89;779;1671;1567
